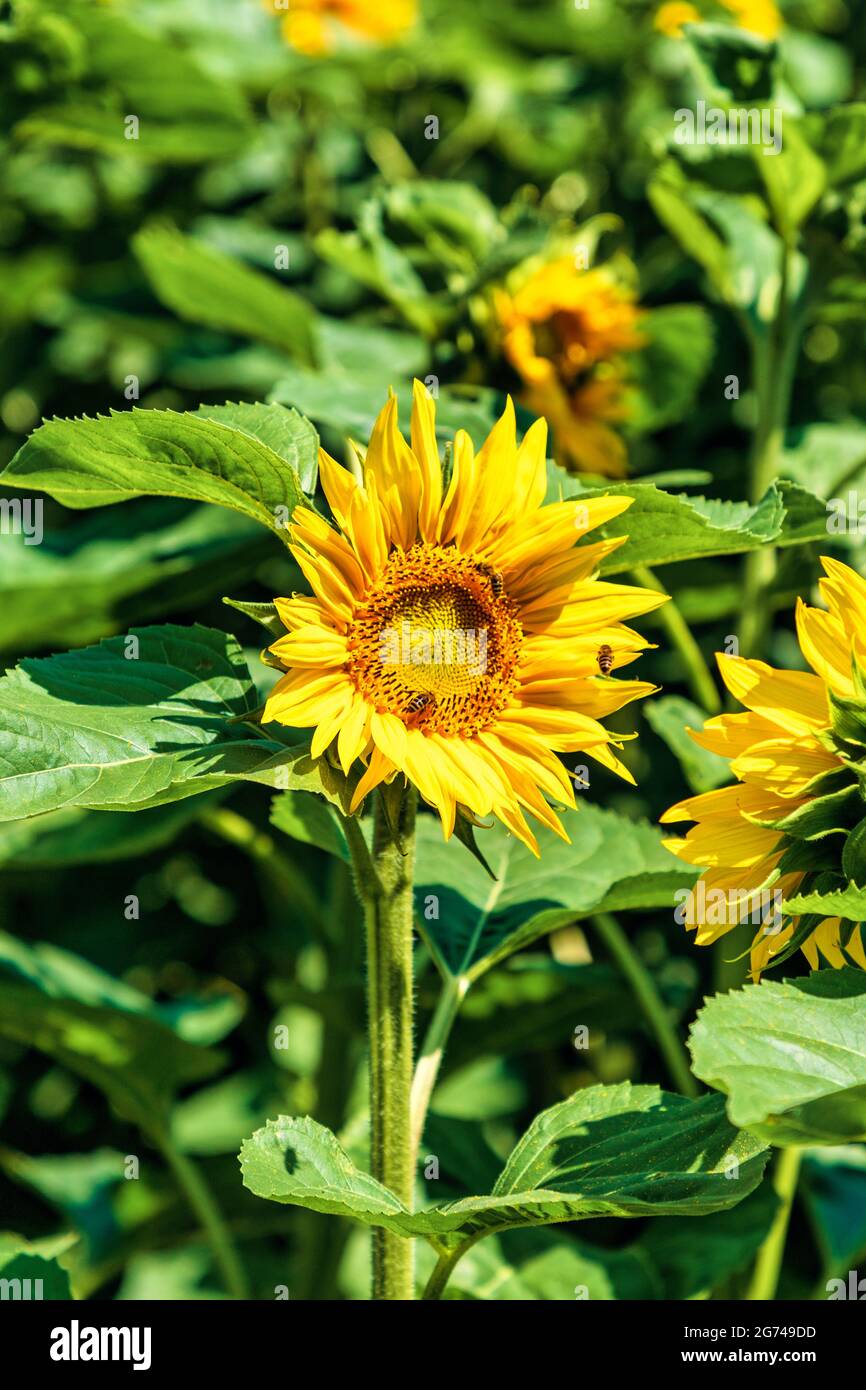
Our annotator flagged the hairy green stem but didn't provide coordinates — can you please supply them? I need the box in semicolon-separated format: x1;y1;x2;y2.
156;1132;249;1300
591;912;698;1098
295;859;358;1299
421;1246;467;1301
354;785;418;1300
633;565;720;714
410;974;468;1165
746;1147;802;1300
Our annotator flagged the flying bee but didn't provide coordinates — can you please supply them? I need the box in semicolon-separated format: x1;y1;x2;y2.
475;562;504;599
405;692;435;722
596;643;614;675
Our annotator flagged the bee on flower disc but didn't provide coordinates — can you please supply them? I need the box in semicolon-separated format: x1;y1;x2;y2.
405;692;435;722
475;562;504;598
596;643;614;675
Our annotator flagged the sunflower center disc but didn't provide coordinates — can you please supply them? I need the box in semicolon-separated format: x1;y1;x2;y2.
345;543;522;735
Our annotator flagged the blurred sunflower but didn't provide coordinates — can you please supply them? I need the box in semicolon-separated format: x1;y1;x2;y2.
263;382;665;853
494;258;645;477
661;557;866;977
263;0;416;55
654;0;781;40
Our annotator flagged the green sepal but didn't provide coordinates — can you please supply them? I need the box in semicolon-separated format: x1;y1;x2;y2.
764;784;861;841
223;597;285;638
453;811;497;883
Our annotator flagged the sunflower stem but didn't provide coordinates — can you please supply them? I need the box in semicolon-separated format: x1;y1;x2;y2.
421;1245;467;1300
591;912;698;1098
746;1146;802;1300
632;565;720;714
356;784;418;1300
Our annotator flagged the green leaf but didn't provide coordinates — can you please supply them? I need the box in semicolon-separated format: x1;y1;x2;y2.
756;121;826;237
0;623;276;821
782;421;866;501
782;883;866;919
414;805;697;981
314;196;440;335
382;181;503;264
628;305;715;433
239;1085;768;1250
681;23;777;104
270;790;349;861
0;1233;75;1300
801;1146;866;1278
648;166;728;297
15;4;252;164
645;696;731;793
1;405;317;541
193;403;318;494
0;981;223;1132
134;227;318;367
803;103;866;189
16;104;250;164
436;1184;777;1300
689;968;866;1145
842;817;866;885
649;165;806;341
556;478;828;575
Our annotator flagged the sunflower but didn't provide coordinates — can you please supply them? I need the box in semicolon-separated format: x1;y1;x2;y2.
263;0;416;55
263;383;665;853
494;258;645;477
654;0;781;40
661;557;866;977
654;2;702;37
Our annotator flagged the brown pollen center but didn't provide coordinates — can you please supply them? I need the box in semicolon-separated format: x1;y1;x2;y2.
345;543;522;736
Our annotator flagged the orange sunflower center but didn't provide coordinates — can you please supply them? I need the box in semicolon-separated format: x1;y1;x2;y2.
345;543;523;736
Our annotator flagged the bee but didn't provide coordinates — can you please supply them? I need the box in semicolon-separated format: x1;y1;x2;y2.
475;562;504;599
596;643;614;675
405;692;435;722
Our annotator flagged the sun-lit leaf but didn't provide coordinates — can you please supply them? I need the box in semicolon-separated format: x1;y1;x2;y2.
1;405;317;540
240;1085;768;1252
134;227;318;366
270;790;349;861
0;624;263;821
689;968;866;1145
414;806;697;980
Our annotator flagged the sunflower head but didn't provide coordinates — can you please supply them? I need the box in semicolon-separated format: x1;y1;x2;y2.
718;0;782;40
661;558;866;978
494;257;645;477
263;383;666;853
263;0;416;56
653;0;781;39
654;2;702;37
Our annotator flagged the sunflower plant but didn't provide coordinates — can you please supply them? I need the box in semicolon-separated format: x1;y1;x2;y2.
2;363;864;1302
4;0;866;1315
